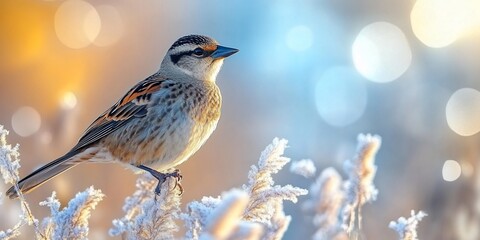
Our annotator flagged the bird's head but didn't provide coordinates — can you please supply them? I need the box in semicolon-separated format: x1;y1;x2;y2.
160;35;239;82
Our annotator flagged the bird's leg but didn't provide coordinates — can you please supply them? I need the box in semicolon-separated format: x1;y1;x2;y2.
137;165;183;195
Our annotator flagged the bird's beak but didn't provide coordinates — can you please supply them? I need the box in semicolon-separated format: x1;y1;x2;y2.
211;45;239;59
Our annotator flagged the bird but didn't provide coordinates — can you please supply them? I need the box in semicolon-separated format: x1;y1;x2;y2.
6;34;238;199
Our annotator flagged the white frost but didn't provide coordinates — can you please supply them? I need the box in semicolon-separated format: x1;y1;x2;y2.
389;210;427;240
290;159;317;178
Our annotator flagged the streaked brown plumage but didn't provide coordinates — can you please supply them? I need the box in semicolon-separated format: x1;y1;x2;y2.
6;35;238;199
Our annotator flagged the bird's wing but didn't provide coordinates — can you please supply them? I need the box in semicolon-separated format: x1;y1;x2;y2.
73;75;166;152
6;75;168;199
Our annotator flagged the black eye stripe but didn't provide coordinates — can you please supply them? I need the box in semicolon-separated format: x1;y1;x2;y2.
191;48;214;57
170;50;214;64
170;52;184;64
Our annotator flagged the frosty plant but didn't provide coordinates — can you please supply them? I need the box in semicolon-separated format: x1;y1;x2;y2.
109;174;181;240
290;159;317;178
342;134;381;234
303;167;346;240
0;124;427;239
389;210;427;240
301;134;392;240
116;137;309;239
0;124;307;239
38;187;104;239
0;125;39;239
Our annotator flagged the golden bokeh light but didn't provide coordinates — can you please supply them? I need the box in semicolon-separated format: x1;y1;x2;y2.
61;92;78;110
11;106;42;137
411;0;480;48
84;6;102;43
93;5;124;47
54;0;100;49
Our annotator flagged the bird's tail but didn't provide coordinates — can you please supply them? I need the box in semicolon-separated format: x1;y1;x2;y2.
6;150;81;199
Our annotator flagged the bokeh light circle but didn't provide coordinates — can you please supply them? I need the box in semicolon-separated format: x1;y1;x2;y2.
411;0;480;48
314;67;367;127
61;92;78;110
446;88;480;136
352;22;412;83
84;6;102;42
442;160;461;182
11;106;42;137
92;5;124;47
285;25;313;52
55;0;101;49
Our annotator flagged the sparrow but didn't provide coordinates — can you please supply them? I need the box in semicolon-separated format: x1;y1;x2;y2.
6;35;238;199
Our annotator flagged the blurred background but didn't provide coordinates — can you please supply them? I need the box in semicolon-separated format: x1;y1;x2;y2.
1;0;480;239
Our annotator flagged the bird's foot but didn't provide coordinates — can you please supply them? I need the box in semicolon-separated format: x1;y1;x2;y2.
164;169;183;195
137;165;183;196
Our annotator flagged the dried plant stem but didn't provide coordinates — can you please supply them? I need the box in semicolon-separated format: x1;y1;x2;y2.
342;134;381;234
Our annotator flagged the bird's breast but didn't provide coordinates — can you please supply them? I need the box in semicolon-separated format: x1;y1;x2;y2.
105;81;221;172
183;82;221;124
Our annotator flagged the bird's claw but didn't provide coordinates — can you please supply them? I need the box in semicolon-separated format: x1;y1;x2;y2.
138;165;183;196
160;169;183;196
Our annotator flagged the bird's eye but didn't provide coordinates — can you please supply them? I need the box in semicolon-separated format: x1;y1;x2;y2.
192;47;205;57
